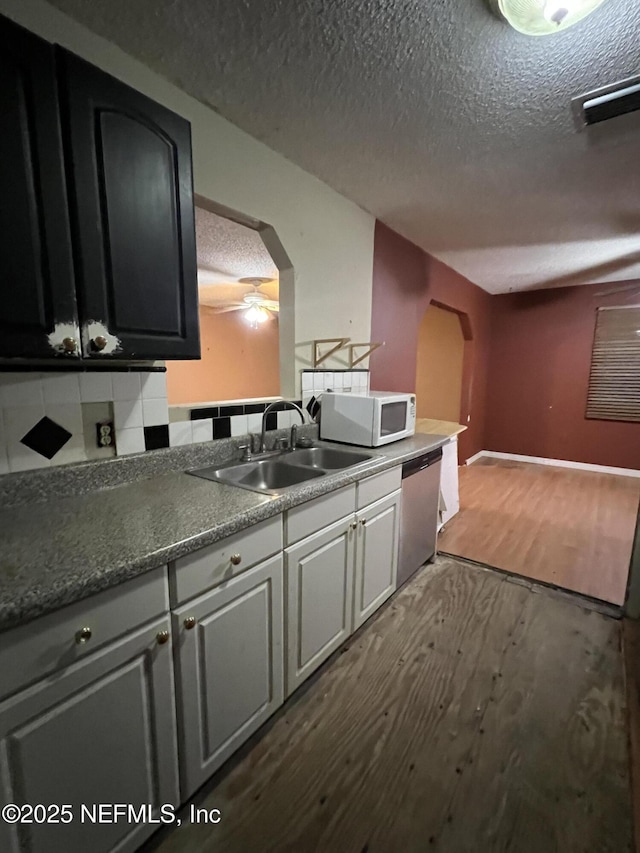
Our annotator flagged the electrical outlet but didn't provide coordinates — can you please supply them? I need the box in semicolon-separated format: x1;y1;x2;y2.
96;421;114;448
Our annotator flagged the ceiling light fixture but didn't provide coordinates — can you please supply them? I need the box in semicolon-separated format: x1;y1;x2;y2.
244;303;269;329
490;0;609;35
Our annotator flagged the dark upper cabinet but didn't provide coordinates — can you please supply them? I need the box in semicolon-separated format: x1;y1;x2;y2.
0;14;200;363
0;17;79;360
59;50;200;360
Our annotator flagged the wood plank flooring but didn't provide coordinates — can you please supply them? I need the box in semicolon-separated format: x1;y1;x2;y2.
438;457;640;605
145;557;632;853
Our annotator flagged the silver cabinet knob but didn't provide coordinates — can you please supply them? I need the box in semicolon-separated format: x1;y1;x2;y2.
230;554;242;566
156;630;170;645
76;626;92;644
184;616;197;630
62;337;78;354
350;521;358;530
93;335;108;351
360;518;367;526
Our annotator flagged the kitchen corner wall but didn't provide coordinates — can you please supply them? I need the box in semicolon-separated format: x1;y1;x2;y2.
1;0;375;401
369;222;492;463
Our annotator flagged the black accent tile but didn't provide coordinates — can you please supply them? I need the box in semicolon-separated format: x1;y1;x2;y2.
219;405;244;417
190;407;218;420
21;416;72;460
265;412;277;431
144;424;170;451
213;417;231;439
293;400;302;408
244;403;266;414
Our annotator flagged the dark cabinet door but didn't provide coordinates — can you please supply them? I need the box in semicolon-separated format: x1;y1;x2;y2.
0;15;79;360
58;50;200;360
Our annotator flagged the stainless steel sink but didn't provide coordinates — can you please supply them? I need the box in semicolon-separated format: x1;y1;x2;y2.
190;443;380;495
193;459;325;493
287;446;374;470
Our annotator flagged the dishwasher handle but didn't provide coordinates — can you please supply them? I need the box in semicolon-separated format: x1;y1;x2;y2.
401;447;443;479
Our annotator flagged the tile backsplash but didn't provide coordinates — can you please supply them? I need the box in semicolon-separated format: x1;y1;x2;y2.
0;369;372;475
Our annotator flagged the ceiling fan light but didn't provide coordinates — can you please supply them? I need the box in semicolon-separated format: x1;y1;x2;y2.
491;0;609;35
244;304;269;327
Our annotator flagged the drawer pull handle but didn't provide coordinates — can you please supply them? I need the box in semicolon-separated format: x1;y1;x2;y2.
76;626;92;644
230;553;242;566
350;521;358;530
156;630;170;645
184;616;197;630
360;518;367;526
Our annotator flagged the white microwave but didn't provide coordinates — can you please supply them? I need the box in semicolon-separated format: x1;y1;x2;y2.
319;391;416;447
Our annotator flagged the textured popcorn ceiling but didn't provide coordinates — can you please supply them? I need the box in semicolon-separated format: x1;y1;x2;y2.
195;207;278;285
49;0;640;293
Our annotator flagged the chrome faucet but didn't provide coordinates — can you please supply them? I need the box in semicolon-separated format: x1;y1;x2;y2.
260;401;306;453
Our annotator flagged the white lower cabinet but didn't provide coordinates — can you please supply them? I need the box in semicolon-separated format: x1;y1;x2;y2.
172;554;284;799
353;490;401;630
285;516;355;696
0;616;179;853
1;465;407;852
440;436;460;528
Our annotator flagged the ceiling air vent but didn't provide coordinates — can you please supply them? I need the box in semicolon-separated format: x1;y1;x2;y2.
574;77;640;128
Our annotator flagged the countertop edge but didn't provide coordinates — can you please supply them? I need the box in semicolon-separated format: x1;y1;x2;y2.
0;435;449;633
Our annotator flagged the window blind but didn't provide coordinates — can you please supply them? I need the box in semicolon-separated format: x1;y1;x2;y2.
586;305;640;422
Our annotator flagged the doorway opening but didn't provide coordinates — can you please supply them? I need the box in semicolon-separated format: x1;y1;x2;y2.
415;303;465;423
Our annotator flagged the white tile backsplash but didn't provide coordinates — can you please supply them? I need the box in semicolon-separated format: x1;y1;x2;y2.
114;398;143;430
142;397;169;427
115;426;145;456
0;370;174;474
112;372;141;401
42;373;81;405
140;372;167;400
0;375;44;407
169;421;193;447
192;418;213;443
79;372;113;403
230;414;249;437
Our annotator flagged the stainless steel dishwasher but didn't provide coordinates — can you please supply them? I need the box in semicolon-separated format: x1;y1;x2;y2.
397;447;443;587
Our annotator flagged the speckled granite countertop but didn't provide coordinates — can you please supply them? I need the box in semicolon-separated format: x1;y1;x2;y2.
0;434;448;633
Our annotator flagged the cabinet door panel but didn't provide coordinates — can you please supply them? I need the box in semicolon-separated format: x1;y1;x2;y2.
59;49;199;360
285;516;355;695
353;491;401;630
0;15;77;360
440;438;460;526
0;617;178;853
173;555;283;799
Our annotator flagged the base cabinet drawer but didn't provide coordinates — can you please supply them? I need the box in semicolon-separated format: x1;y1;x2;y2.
285;516;355;696
172;555;284;800
0;617;179;853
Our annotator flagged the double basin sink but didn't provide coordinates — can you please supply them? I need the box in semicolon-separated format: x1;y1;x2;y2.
191;444;380;495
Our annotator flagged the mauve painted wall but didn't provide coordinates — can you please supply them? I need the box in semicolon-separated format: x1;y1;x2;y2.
370;222;492;462
485;284;640;470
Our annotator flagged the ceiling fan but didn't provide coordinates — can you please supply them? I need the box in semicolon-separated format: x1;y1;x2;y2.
200;277;279;327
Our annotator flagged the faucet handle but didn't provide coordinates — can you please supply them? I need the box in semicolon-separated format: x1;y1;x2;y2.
237;442;252;461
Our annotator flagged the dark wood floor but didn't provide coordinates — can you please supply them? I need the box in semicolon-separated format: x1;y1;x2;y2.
438;458;640;605
147;557;632;853
623;619;640;853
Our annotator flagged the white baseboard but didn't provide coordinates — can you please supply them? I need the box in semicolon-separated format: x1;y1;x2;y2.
464;451;485;466
466;450;640;479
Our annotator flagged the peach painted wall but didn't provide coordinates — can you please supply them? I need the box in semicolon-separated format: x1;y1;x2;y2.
415;306;464;421
166;307;280;404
